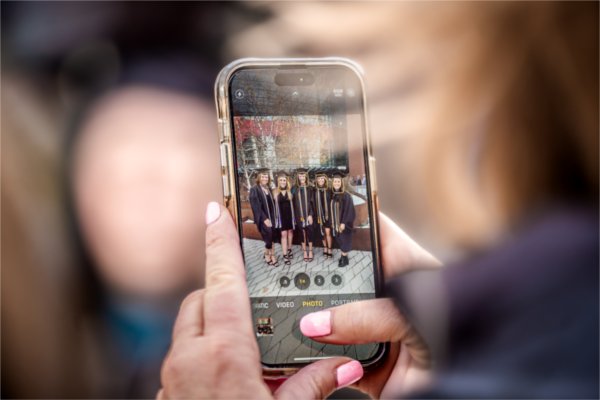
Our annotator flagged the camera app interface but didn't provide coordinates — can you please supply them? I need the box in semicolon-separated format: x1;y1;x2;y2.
229;67;379;366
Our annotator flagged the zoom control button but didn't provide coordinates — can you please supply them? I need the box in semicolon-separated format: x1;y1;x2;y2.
280;276;291;288
314;275;325;286
331;274;343;286
294;273;310;290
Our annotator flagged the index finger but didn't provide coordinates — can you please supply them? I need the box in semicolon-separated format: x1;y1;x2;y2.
203;202;254;337
171;289;205;342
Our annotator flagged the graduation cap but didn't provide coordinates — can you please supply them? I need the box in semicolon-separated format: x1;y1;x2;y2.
254;167;271;176
314;169;329;179
329;170;348;179
253;168;271;182
275;170;290;179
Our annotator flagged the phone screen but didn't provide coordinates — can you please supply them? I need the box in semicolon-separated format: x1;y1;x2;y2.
228;65;383;367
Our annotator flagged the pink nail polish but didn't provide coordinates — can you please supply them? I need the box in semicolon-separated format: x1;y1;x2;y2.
299;311;331;337
205;202;221;225
336;360;363;388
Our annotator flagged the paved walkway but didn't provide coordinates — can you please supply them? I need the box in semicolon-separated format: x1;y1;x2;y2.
243;238;375;297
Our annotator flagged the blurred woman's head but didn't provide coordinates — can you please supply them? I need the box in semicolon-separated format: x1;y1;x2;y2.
71;86;220;298
411;2;598;247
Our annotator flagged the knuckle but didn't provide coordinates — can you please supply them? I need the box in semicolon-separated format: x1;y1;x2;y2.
381;299;408;340
304;370;329;399
206;221;237;249
335;304;364;338
161;349;186;386
179;289;204;310
202;336;252;385
206;334;238;361
205;266;242;288
348;310;365;339
206;227;228;249
207;333;259;367
285;360;340;399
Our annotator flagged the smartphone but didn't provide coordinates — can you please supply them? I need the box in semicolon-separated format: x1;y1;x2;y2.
215;58;386;376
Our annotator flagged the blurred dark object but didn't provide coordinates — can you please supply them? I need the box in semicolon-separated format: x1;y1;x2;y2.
1;2;256;70
2;79;87;397
1;1;270;103
1;2;269;398
390;207;599;398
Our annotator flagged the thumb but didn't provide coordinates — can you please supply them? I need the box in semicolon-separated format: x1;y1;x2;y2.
202;201;254;338
274;358;363;400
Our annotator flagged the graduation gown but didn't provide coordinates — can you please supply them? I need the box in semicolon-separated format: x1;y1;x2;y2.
293;185;314;242
330;191;355;252
249;185;279;248
314;187;332;240
276;191;295;231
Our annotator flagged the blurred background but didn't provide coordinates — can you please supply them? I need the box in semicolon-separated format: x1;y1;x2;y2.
2;1;597;399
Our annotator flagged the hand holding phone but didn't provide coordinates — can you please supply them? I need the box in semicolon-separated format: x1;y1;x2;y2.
158;203;365;399
158;205;439;399
300;212;441;398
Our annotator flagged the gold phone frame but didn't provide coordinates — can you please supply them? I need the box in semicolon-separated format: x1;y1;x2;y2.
214;58;385;377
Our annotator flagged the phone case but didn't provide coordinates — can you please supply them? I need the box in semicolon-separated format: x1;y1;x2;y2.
214;58;386;377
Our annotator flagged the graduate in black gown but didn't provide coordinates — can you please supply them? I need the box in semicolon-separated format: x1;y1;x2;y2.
248;168;279;267
293;168;314;262
313;170;333;258
330;172;356;267
274;171;295;265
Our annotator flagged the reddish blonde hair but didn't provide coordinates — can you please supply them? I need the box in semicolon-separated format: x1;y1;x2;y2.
411;2;598;246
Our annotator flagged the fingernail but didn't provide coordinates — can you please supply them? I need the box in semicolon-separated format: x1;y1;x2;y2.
336;360;363;388
205;202;221;225
299;311;331;337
